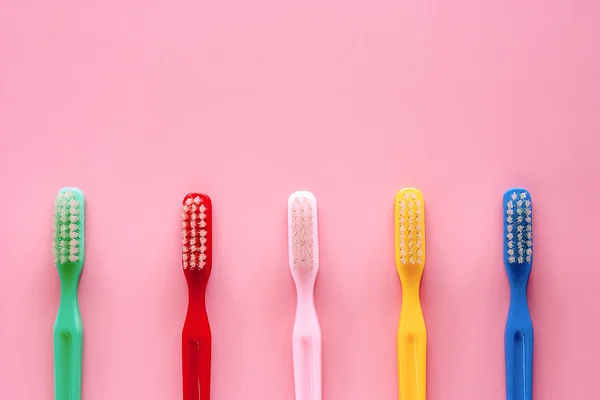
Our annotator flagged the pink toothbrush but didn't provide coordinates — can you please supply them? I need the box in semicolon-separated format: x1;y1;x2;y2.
287;191;322;400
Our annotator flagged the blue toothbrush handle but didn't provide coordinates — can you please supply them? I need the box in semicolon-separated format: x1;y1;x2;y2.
505;309;533;400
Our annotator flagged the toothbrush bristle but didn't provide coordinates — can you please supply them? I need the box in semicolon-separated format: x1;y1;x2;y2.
52;188;84;265
395;188;425;268
288;191;319;272
504;189;533;265
181;193;211;271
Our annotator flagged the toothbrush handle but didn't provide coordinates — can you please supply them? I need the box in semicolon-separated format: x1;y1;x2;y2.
198;334;212;400
505;322;534;400
292;334;322;400
182;322;212;399
53;307;83;400
397;329;427;400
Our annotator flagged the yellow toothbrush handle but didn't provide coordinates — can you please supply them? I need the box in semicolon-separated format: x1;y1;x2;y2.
397;312;427;400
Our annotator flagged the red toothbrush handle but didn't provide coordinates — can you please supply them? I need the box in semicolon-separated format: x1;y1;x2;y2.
198;334;212;399
182;322;212;399
182;335;198;400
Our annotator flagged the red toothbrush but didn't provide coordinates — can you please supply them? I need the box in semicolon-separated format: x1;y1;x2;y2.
181;193;213;400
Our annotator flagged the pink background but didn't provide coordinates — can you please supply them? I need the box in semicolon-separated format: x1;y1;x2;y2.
1;0;599;399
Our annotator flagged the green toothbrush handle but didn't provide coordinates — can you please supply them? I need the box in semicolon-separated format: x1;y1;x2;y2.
54;292;83;400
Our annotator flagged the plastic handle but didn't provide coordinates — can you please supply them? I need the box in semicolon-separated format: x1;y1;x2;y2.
505;291;534;400
54;292;83;400
182;334;211;400
292;335;322;400
397;330;426;400
182;292;211;400
397;291;426;400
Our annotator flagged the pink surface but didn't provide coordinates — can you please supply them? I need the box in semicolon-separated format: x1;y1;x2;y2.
0;1;599;399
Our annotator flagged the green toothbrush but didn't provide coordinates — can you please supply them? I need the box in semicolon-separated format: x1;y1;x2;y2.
52;188;85;400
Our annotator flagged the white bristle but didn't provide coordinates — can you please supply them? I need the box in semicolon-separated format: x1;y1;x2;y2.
396;189;425;267
52;189;83;265
505;190;532;265
287;191;319;272
181;195;209;270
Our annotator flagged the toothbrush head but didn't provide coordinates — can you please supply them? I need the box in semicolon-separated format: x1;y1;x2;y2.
394;188;426;276
503;188;533;270
52;188;85;272
287;191;319;276
181;193;212;274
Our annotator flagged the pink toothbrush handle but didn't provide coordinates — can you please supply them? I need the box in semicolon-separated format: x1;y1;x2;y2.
292;335;322;400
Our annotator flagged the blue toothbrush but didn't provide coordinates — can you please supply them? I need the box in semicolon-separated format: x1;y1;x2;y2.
503;188;534;400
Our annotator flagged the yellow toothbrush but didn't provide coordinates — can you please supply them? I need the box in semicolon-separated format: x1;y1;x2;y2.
394;188;427;400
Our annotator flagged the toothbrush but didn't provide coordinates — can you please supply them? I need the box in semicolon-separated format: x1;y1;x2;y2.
503;189;534;400
394;188;427;400
181;193;213;400
52;187;85;400
287;191;322;400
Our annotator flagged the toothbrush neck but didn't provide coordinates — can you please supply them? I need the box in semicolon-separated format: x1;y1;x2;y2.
507;284;531;326
509;284;529;305
186;278;208;312
399;270;423;303
401;284;422;308
59;280;80;297
507;268;531;298
294;280;316;309
296;289;315;309
57;281;81;319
